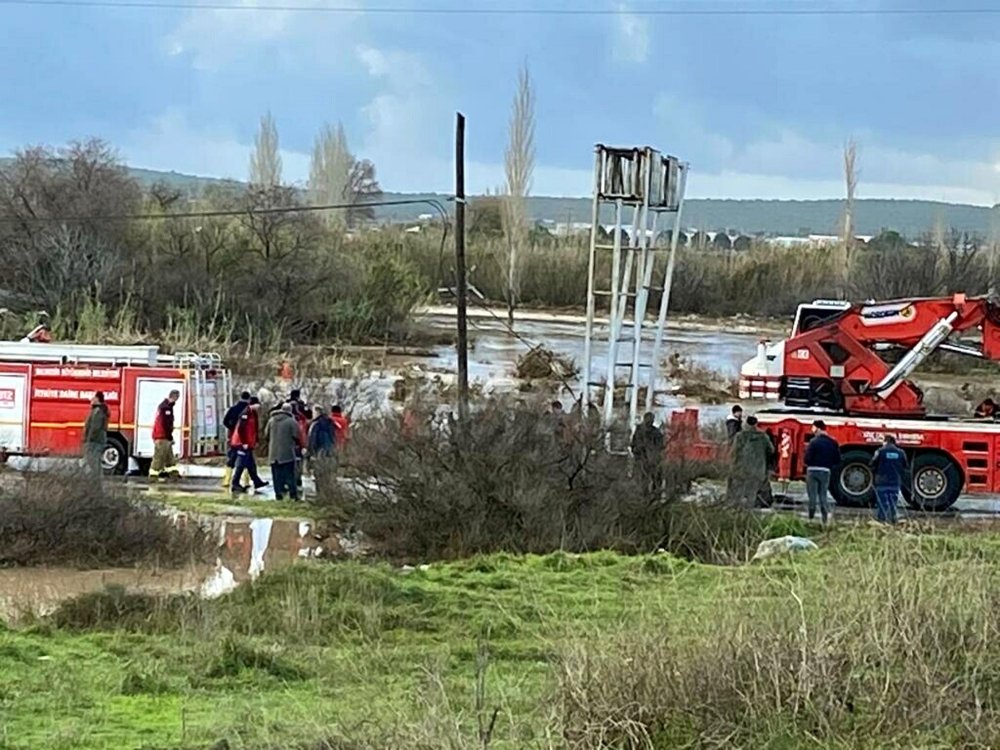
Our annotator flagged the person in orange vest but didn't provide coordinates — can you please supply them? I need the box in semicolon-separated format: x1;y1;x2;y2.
231;397;268;494
150;389;181;481
331;404;350;452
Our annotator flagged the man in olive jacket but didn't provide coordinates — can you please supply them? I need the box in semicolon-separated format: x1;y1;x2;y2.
265;403;301;500
82;391;109;476
728;415;775;507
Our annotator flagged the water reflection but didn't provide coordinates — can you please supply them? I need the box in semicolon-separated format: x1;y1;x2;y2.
0;517;318;621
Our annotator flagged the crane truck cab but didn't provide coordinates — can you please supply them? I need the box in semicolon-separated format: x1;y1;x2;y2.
739;300;851;402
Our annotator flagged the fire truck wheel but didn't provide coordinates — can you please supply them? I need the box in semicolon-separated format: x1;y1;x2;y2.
101;436;128;475
831;449;875;507
904;454;962;512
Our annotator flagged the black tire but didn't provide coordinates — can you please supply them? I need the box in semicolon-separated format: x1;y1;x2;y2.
102;435;129;475
904;453;962;512
831;449;875;507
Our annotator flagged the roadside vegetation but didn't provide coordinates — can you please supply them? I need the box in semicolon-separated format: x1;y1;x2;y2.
0;471;210;568
315;398;752;564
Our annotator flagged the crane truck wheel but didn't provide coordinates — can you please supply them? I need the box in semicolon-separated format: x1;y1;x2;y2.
903;454;962;512
831;449;875;507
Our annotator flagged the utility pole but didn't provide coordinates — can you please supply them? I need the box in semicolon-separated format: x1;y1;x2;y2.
455;112;470;421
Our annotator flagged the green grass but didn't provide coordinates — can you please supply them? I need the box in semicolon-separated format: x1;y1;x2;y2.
1;528;997;748
149;491;312;520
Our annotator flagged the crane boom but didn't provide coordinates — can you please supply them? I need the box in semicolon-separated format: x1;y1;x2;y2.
740;293;1000;417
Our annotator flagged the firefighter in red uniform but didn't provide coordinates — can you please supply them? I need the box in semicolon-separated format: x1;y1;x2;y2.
230;397;268;494
150;389;181;481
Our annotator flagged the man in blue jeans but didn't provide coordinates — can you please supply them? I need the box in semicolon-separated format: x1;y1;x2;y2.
870;434;908;524
804;420;840;524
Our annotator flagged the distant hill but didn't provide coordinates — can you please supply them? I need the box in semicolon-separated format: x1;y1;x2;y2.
5;161;996;238
380;193;998;238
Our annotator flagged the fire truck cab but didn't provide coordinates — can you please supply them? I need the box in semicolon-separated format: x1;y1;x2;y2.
0;341;232;474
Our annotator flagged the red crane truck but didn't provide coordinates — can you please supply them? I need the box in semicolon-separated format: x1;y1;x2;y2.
0;341;232;474
736;293;1000;511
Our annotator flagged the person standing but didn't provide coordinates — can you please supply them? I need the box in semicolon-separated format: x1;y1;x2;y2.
230;397;268;494
725;405;744;442
266;403;301;501
221;391;252;489
82;391;109;477
728;415;775;506
331;404;351;453
871;434;908;524
150;389;181;482
286;390;309;489
307;405;336;479
803;420;841;524
631;412;665;497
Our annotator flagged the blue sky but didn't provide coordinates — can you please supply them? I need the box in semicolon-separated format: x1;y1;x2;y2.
1;0;998;203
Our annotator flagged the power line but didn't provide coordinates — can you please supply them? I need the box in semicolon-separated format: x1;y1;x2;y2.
0;196;452;224
0;0;996;15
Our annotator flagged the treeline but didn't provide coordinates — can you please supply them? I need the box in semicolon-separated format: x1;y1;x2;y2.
0;138;995;353
0;138;425;350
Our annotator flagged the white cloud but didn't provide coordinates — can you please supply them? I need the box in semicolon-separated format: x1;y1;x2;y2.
652;93;1000;205
121;109;310;184
164;1;295;71
164;2;361;71
354;45;453;190
612;6;649;64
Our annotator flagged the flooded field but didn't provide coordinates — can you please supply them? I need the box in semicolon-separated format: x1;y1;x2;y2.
0;516;319;622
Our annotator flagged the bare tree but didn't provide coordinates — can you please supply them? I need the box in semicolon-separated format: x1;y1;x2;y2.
249;111;282;188
309;122;351;227
0;139;141;311
308;122;382;228
502;64;536;326
839;139;858;297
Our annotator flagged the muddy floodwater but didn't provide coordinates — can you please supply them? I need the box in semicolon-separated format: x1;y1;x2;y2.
417;309;766;420
0;516;319;623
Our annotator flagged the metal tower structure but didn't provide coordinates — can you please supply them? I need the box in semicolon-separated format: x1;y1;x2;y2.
582;145;688;450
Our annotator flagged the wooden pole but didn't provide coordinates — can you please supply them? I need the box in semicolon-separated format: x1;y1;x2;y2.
455;112;470;421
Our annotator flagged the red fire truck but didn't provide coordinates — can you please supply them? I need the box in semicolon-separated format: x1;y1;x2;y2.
0;341;232;474
736;294;1000;511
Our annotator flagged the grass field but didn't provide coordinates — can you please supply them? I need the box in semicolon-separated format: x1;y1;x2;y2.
152;490;312;520
3;525;1000;749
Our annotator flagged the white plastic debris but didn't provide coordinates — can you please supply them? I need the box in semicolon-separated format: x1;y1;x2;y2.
751;535;818;562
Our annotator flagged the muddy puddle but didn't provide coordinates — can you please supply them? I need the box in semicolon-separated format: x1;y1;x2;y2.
0;517;320;623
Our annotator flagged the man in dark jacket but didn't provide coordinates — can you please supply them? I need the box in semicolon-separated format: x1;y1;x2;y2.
231;397;268;494
266;403;302;500
725;405;743;442
222;391;251;489
804;420;841;524
307;405;336;480
82;391;109;476
631;412;665;497
729;416;775;506
871;434;908;524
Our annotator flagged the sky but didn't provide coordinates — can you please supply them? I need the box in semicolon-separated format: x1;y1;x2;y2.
1;0;999;203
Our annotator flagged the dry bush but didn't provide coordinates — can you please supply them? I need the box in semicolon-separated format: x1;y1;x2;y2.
515;345;578;380
557;538;1000;748
664;353;737;403
0;471;210;568
314;398;762;563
